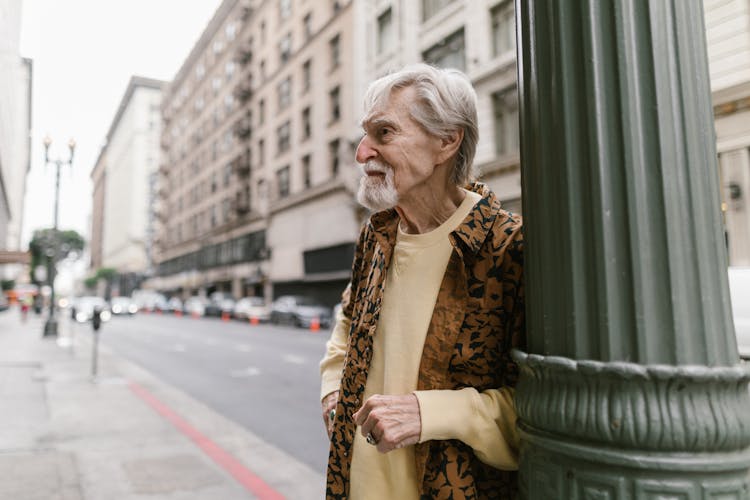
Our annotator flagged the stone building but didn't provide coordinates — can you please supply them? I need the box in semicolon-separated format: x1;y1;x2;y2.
90;76;164;296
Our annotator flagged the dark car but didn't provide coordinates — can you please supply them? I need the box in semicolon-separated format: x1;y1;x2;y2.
270;295;332;328
204;292;236;317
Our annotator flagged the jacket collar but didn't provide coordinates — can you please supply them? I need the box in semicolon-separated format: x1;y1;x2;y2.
367;182;501;256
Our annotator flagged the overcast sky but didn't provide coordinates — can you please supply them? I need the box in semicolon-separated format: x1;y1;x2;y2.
19;0;223;247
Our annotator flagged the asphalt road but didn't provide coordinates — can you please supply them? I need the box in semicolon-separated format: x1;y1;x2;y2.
70;313;332;475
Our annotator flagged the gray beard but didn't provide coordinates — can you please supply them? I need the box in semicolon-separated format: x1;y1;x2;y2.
356;166;399;211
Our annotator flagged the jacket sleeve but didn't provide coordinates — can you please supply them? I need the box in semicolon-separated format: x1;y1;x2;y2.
414;387;520;470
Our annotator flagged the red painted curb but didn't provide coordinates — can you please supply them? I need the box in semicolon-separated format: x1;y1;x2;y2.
128;381;285;500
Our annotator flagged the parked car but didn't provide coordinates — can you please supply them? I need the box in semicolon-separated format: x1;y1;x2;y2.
183;296;207;317
71;296;111;323
132;290;167;312
110;296;137;316
729;267;750;360
167;297;183;313
205;293;236;317
233;297;271;322
270;295;332;328
0;292;9;312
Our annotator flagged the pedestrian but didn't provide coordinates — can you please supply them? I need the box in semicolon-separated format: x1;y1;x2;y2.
319;64;525;499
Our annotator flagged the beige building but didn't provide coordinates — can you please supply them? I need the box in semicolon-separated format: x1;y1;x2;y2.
151;0;363;305
90;76;164;295
0;0;32;279
150;0;749;304
364;0;521;211
705;0;750;266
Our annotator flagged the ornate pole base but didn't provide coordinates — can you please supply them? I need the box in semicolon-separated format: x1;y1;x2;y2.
514;351;750;499
43;317;58;337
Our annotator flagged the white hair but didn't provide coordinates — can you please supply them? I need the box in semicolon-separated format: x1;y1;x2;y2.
363;63;479;185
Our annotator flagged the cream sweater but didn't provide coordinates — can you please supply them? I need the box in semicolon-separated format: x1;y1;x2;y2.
320;190;519;499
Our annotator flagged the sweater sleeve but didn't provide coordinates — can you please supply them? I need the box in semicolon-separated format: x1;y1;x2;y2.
413;387;520;470
319;294;351;400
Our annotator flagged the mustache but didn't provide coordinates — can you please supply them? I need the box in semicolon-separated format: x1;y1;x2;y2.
361;161;392;174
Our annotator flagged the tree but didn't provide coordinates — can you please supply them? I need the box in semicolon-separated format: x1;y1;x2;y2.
28;228;85;285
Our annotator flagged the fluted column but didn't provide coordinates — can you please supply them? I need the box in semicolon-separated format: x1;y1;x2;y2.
515;0;750;497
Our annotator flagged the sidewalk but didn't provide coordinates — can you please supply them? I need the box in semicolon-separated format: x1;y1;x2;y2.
0;308;325;500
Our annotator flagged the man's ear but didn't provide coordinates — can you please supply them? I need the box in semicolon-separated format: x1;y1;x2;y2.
437;129;464;164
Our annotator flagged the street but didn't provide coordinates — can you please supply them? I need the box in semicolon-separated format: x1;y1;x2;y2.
68;312;332;475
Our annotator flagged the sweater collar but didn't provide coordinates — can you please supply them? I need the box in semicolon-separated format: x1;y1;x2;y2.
368;182;501;256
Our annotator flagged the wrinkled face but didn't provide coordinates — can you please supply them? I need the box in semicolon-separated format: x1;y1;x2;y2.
355;86;444;211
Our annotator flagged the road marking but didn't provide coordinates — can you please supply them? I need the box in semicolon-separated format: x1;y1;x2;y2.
282;354;305;365
230;367;261;377
128;382;284;500
235;344;252;352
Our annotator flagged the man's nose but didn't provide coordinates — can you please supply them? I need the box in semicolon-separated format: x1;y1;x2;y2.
355;135;377;164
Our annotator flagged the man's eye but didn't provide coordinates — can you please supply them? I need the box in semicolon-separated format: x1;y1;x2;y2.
379;128;390;137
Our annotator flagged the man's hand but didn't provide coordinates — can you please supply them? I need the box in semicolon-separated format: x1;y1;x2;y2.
322;390;339;439
353;394;421;453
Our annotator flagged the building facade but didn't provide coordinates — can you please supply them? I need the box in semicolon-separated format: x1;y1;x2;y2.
151;0;363;305
90;76;164;296
0;0;32;278
705;0;750;266
148;0;749;305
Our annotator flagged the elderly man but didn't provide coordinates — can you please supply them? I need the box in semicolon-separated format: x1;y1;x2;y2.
320;64;524;499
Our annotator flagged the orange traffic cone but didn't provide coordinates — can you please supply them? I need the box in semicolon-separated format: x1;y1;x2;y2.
310;317;320;332
221;311;230;322
249;316;259;325
175;310;183;317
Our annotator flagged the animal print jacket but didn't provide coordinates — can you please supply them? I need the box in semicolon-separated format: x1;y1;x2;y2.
326;182;525;499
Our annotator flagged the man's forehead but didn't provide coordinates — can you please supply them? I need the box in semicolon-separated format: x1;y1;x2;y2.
361;93;410;128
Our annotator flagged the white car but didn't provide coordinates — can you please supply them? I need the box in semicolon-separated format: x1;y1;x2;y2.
233;297;271;322
729;267;750;360
71;296;112;323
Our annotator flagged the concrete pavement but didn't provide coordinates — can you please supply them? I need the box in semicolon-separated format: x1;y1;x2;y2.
0;308;325;500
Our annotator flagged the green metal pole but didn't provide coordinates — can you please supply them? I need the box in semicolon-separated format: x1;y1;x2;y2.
514;0;750;497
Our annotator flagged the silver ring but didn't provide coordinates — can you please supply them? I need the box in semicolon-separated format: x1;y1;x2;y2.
366;432;377;445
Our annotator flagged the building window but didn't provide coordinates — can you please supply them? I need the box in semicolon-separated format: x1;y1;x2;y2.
277;121;291;153
302;106;311;139
224;163;232;187
422;28;465;71
329;139;340;176
302;59;312;93
329;86;340;122
277;166;291;198
212;140;219;161
492;87;519;156
259;99;265;124
303;12;313;40
225;21;237;41
280;33;292;65
196;63;205;80
222;198;230;222
225;61;235;82
211;172;218;193
258;138;265;165
211;206;217;227
422;0;454;21
213;39;224;56
260;59;266;81
224;94;234;114
302;154;311;188
278;76;292;110
377;8;394;55
280;0;291;20
332;0;341;14
330;34;341;68
260;21;266;44
491;1;515;57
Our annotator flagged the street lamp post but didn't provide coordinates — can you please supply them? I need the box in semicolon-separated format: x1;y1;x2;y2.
42;135;75;337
